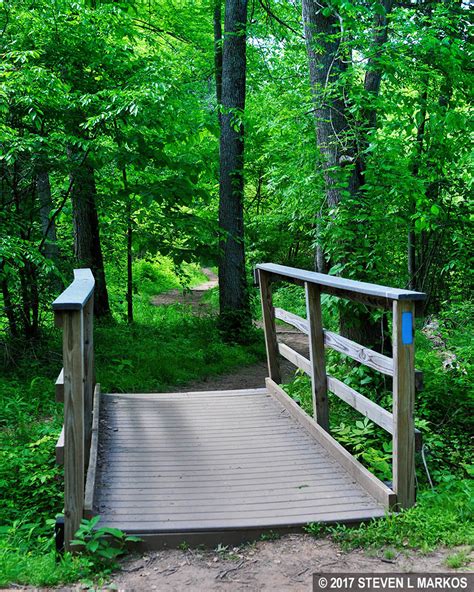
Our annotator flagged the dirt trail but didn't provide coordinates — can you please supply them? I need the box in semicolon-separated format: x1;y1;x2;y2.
151;266;309;391
106;272;471;590
151;267;218;311
111;537;469;592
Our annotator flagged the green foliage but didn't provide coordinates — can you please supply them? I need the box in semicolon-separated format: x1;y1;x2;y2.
0;0;472;585
307;479;474;552
71;516;141;566
283;300;473;485
444;548;472;569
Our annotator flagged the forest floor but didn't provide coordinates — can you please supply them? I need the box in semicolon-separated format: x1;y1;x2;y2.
100;270;469;591
110;536;467;592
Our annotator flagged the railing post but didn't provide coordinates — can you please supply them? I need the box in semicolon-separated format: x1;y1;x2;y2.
392;300;416;509
60;309;85;549
258;269;281;383
83;295;94;465
305;282;329;432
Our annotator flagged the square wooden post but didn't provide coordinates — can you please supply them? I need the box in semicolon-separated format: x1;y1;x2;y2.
392;299;416;509
305;282;329;432
61;310;85;549
83;296;94;464
258;269;281;384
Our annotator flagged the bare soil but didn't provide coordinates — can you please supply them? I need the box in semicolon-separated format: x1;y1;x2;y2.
109;536;470;591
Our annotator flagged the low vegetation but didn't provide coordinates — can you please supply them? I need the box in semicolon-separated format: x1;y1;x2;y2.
0;258;264;587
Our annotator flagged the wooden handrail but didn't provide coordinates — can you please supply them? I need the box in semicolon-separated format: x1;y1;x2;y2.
256;263;426;312
53;268;95;549
257;264;426;510
52;268;95;311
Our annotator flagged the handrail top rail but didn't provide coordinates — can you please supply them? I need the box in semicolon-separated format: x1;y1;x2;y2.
52;268;95;311
256;263;426;302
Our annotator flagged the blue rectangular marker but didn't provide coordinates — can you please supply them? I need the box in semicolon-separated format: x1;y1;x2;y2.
402;311;413;345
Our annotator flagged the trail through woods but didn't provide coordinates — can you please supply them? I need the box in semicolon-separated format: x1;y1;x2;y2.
71;269;467;591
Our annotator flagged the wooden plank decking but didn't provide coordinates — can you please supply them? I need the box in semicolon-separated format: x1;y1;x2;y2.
93;388;387;546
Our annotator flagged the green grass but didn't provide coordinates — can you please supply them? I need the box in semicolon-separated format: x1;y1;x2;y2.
444;548;472;569
306;479;474;552
0;257;265;587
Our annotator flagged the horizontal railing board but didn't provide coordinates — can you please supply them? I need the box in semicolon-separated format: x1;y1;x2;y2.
257;263;426;302
52;269;95;311
327;375;394;433
275;308;423;390
56;426;64;465
278;343;422;451
84;384;101;519
55;368;64;403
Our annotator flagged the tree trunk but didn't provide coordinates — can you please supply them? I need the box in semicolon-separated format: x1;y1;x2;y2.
214;0;223;126
218;0;250;341
122;167;133;324
37;171;59;262
1;263;18;337
302;1;348;212
302;0;393;352
69;148;111;318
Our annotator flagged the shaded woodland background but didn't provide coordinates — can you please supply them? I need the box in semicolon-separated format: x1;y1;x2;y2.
0;0;472;586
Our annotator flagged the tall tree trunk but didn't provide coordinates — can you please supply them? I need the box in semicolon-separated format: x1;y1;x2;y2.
218;0;250;341
302;0;393;351
302;2;348;212
36;171;59;262
122;167;133;324
408;84;428;291
68;148;110;318
214;0;223;126
1;263;18;337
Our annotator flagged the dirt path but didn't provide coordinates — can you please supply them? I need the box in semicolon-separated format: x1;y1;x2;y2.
107;273;471;590
151;267;218;311
112;537;469;591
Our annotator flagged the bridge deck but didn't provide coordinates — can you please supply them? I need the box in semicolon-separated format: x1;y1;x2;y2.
93;388;386;546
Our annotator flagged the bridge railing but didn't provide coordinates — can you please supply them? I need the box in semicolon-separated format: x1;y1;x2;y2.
53;269;95;548
255;263;426;509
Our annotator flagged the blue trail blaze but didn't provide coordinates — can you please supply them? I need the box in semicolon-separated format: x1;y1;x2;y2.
402;311;413;345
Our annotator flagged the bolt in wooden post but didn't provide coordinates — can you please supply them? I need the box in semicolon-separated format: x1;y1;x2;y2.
258;269;281;384
305;282;329;432
83;295;94;465
392;299;416;509
62;310;85;549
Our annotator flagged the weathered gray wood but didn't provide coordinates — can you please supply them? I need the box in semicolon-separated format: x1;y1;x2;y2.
52;268;95;311
278;343;421;451
99;507;387;533
55;368;64;403
102;388;268;399
55;426;64;465
257;263;426;302
278;342;312;374
83;296;94;461
258;269;281;383
274;307;424;390
305;282;329;430
327;375;393;432
266;379;396;508
393;300;416;509
84;384;100;519
95;388;386;542
275;307;310;334
62;310;85;549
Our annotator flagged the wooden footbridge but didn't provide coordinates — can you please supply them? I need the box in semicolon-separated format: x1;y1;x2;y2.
53;264;425;550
